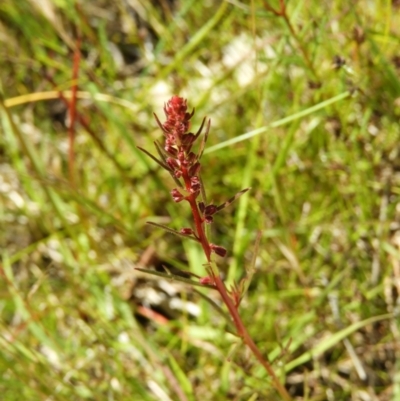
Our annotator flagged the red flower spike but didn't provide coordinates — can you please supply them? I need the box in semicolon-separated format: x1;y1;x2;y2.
161;96;194;146
145;97;290;399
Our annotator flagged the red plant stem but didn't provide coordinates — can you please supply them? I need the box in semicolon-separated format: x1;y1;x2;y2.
181;167;212;258
263;0;318;81
45;75;128;176
280;13;318;80
188;195;211;257
183;177;291;400
68;37;81;185
213;275;291;400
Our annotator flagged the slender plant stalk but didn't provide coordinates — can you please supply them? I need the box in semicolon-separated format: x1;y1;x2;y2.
44;76;128;176
141;96;292;400
68;37;81;185
185;182;290;399
263;0;319;81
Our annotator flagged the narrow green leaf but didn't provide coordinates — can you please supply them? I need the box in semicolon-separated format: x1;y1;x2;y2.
147;221;200;242
284;313;393;373
167;354;195;400
196;119;210;161
135;268;215;289
216;188;250;213
137;146;170;170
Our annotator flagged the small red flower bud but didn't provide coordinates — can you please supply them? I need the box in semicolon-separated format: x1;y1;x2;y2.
189;162;201;177
180;227;193;235
171;188;185;202
177;151;185;162
187;152;196;163
190;176;201;192
200;276;215;285
210;244;227;257
167;157;180;171
198;201;205;213
181;133;196;147
165;146;178;157
204;204;217;216
205;215;214;224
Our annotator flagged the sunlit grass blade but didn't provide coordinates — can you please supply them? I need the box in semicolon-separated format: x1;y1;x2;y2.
284;313;393;373
204;91;352;154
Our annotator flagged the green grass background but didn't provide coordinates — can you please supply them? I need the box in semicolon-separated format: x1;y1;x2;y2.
1;0;399;400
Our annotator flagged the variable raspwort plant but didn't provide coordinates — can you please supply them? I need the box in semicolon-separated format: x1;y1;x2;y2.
138;96;292;400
